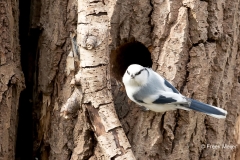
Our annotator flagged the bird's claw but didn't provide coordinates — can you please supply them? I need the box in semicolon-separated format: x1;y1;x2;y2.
139;106;149;111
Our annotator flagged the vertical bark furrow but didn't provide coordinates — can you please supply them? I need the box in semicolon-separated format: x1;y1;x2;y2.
0;0;25;159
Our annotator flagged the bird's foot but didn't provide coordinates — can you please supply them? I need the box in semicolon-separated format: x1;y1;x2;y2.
139;106;149;111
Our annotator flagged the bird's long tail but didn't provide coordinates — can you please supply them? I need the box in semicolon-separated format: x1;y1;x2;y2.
188;99;227;119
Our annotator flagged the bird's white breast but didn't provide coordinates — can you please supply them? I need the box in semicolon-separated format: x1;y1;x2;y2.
124;84;141;103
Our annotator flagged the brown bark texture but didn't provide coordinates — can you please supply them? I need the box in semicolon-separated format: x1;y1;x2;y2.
0;1;25;160
0;0;25;160
1;0;240;160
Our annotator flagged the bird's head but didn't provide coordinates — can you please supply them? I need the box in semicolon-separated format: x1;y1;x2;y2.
122;64;149;86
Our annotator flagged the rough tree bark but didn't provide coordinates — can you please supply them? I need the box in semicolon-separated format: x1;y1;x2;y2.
1;0;240;160
0;0;25;159
110;0;240;159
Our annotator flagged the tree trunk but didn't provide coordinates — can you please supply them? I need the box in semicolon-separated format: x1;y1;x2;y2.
0;0;25;159
1;0;240;160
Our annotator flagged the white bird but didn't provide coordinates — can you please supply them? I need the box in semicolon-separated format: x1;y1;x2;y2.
122;64;227;119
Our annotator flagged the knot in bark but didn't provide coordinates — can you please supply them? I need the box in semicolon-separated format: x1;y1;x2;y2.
85;35;97;50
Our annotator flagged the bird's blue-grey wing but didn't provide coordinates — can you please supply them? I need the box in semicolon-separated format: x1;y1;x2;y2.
163;79;179;94
152;95;178;104
151;71;180;94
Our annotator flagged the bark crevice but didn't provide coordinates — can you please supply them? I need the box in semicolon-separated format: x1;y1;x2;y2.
16;0;41;159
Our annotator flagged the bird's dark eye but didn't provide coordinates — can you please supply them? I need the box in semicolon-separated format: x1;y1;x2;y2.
127;70;130;75
135;71;141;75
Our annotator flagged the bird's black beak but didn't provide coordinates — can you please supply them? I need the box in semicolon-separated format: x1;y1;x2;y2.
131;75;134;79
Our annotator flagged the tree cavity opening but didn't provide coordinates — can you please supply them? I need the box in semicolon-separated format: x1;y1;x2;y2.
110;39;153;81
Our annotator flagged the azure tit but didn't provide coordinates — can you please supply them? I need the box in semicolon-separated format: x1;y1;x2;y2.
122;64;227;119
